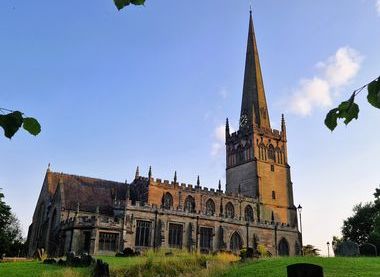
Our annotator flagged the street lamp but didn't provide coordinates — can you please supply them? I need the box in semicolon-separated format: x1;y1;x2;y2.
297;204;303;255
327;241;330;257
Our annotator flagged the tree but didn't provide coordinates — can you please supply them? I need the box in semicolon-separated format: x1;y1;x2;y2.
0;190;25;257
325;76;380;131
302;244;320;256
341;202;377;245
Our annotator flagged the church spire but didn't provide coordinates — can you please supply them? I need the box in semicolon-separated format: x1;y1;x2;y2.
135;166;140;179
240;10;271;129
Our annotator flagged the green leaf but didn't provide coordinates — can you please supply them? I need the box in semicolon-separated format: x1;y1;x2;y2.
131;0;145;4
337;97;360;125
367;78;380;109
114;0;131;10
23;117;41;136
0;111;24;139
114;0;145;10
325;108;339;131
324;94;360;131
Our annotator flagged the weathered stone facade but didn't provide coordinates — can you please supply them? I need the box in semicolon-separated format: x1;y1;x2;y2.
27;12;301;258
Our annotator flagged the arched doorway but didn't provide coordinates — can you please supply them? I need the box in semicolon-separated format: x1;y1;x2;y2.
278;238;289;256
230;232;242;253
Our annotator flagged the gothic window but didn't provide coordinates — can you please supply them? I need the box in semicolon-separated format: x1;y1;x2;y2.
272;191;276;200
168;223;183;249
268;144;275;161
271;211;275;222
99;232;118;251
200;227;213;252
135;220;152;247
184;195;196;213
162;192;173;209
278;238;290;256
230;232;242;252
244;205;254;222
205;199;215;216
225;202;235;219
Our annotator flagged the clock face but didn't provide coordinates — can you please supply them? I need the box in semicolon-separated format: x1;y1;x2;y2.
240;114;248;127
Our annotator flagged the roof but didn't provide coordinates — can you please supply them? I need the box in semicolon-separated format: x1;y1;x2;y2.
46;171;127;214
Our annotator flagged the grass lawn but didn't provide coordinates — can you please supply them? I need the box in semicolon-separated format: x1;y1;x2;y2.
0;260;90;277
222;257;380;277
1;256;380;277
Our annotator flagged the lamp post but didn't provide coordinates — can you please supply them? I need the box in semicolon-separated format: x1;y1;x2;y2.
297;204;303;255
327;241;330;257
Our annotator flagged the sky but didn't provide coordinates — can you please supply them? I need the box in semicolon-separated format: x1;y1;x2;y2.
1;0;380;256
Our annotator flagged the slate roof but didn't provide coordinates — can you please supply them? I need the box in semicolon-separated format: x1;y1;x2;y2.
46;171;127;214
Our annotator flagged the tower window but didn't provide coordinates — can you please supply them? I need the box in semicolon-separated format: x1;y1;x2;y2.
272;191;276;200
268;144;275;161
271;165;274;172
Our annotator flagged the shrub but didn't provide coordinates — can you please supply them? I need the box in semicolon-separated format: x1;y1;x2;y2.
257;244;268;257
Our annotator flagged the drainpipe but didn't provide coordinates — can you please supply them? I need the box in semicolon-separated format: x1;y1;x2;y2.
274;223;278;256
246;222;249;249
196;216;199;252
153;209;158;251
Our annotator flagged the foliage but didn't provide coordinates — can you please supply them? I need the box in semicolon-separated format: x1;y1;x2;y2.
337;185;380;256
325;76;380;131
0;108;41;139
302;244;320;256
257;244;270;257
113;0;145;10
341;202;377;245
100;249;239;277
0;190;24;257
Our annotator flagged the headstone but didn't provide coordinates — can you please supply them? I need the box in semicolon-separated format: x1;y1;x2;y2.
334;240;360;257
93;259;110;277
360;243;377;257
287;263;324;277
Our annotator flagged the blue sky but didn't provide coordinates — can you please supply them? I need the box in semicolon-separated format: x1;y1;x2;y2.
1;0;380;255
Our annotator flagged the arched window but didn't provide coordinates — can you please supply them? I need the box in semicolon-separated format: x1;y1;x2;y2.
271;211;275;222
162;192;173;209
225;202;235;219
205;199;215;216
272;191;276;200
278;238;290;256
244;205;254;222
268;144;275;161
230;232;242;252
184;195;196;213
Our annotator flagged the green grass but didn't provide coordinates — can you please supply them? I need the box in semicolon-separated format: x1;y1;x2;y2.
0;260;89;277
222;257;380;277
2;256;380;277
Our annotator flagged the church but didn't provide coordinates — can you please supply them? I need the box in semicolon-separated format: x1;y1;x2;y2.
27;12;301;257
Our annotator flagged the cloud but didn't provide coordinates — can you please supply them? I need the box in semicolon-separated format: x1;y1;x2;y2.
289;47;363;116
211;124;235;157
377;0;380;16
218;87;228;99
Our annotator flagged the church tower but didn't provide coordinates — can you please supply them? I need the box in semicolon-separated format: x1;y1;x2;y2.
226;11;297;226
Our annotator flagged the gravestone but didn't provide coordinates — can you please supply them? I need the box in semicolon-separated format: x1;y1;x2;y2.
334;240;360;257
287;263;324;277
360;243;377;256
